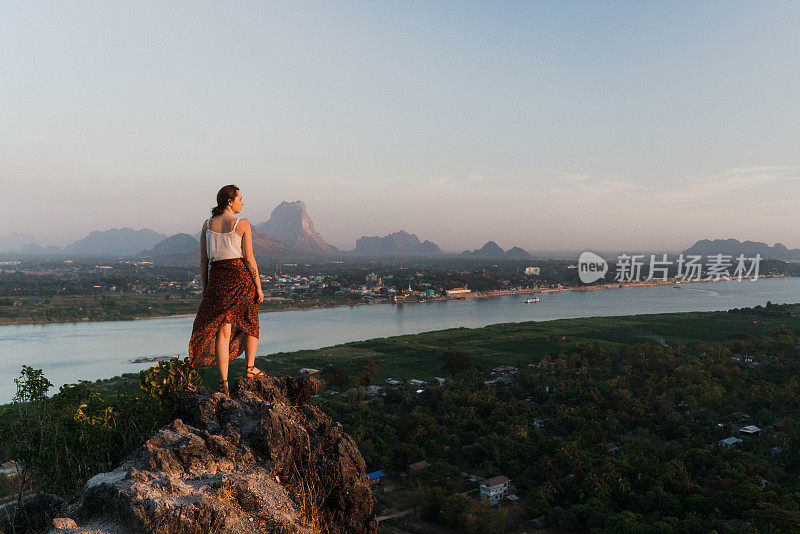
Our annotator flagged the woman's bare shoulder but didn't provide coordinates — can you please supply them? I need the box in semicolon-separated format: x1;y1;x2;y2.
236;218;251;237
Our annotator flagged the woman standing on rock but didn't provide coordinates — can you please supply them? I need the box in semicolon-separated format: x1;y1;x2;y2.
189;184;265;394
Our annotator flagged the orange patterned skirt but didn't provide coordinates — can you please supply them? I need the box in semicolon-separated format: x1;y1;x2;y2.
189;258;259;367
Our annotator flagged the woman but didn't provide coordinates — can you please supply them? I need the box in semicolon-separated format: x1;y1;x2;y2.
189;184;265;395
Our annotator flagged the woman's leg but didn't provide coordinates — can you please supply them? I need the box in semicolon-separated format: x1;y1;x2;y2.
215;323;232;383
244;335;262;375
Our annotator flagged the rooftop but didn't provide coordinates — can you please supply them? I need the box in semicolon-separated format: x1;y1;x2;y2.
482;475;511;487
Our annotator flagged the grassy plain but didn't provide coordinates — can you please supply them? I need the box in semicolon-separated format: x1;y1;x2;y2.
243;309;797;382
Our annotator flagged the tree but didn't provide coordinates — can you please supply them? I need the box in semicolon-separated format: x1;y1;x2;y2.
356;359;378;386
323;365;352;388
440;350;475;375
0;366;52;505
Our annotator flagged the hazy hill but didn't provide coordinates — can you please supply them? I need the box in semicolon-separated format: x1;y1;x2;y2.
255;201;336;254
140;233;199;257
19;243;61;255
64;228;167;256
505;246;532;259
0;233;37;252
353;230;444;256
462;241;531;259
683;239;800;260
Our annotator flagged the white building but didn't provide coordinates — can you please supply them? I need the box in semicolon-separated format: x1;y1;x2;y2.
480;475;511;502
524;267;540;275
739;425;762;435
446;287;471;296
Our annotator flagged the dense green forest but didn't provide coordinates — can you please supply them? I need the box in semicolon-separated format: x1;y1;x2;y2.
309;303;800;532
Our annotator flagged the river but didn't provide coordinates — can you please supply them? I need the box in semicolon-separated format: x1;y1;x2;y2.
1;277;799;403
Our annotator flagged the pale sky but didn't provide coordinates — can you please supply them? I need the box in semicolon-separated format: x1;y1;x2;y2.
2;1;799;252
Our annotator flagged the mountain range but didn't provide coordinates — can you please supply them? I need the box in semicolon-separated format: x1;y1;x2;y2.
64;228;167;256
0;233;37;252
19;205;796;262
682;239;800;260
92;234;800;262
461;241;531;259
353;230;444;256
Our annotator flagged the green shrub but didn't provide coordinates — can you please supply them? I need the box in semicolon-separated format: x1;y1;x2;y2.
139;357;200;400
0;473;12;499
0;364;189;501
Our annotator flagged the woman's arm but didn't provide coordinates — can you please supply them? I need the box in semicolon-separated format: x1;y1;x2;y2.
200;221;209;291
239;219;264;303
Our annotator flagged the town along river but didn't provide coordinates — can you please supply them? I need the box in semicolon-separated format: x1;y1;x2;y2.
2;276;800;403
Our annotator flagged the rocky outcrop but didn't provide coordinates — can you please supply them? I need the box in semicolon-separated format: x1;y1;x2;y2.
256;202;336;255
353;230;443;257
250;229;307;260
49;376;376;534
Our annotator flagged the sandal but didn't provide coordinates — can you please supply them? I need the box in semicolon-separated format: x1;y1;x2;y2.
245;366;266;379
218;379;230;396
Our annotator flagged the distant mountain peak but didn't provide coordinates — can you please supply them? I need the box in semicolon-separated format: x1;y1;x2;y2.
353;230;443;256
140;233;199;257
64;228;167;256
462;241;531;259
0;232;38;253
683;238;800;260
255;201;336;254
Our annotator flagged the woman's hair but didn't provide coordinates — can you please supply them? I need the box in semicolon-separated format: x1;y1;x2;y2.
211;185;239;217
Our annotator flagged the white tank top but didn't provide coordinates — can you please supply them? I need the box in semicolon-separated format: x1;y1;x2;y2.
205;218;243;262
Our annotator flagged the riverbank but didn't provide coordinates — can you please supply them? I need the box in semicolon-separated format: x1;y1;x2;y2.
2;274;781;326
0;294;366;326
11;301;800;404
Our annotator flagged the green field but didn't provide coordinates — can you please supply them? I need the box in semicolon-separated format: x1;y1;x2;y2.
229;306;799;383
80;305;800;398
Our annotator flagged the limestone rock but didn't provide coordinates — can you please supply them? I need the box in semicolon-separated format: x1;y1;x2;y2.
255;201;336;254
50;376;376;534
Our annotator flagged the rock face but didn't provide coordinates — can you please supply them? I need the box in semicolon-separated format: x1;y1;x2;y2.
250;229;305;260
50;376;376;534
256;201;336;255
353;230;443;257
